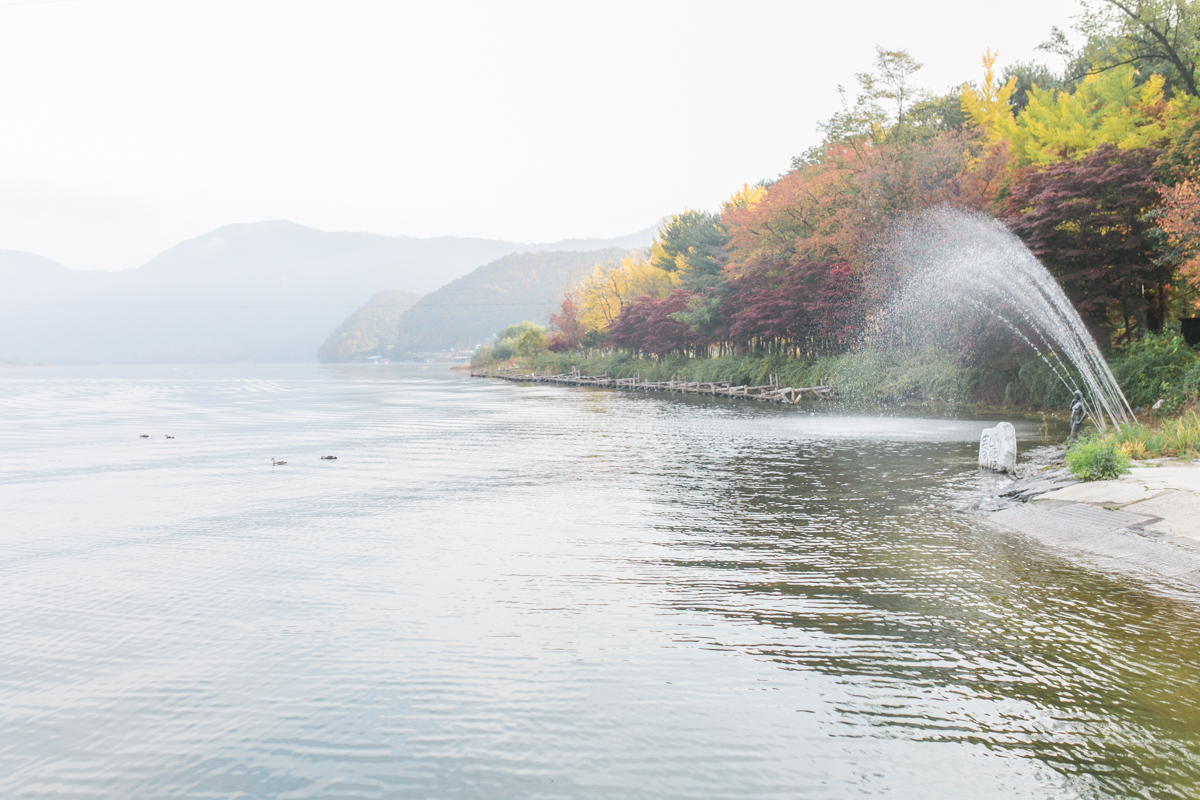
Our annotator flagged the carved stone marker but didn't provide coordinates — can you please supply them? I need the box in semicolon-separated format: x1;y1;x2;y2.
979;422;1017;474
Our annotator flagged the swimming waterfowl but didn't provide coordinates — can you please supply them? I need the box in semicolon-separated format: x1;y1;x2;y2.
272;458;287;466
139;434;149;438
166;435;174;439
320;455;337;460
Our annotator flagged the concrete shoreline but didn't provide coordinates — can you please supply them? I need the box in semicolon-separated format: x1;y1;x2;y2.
986;455;1200;593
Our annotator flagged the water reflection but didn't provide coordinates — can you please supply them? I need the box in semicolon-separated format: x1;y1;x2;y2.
0;365;1197;799
640;408;1200;798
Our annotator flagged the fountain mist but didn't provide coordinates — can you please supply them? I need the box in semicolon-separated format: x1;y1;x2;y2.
879;209;1134;429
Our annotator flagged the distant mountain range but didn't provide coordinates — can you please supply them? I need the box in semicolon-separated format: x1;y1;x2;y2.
0;220;656;364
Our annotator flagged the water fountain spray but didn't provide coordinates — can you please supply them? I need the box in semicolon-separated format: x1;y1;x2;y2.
880;209;1135;429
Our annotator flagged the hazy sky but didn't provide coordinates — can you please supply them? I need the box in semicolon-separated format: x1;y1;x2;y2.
1;0;1081;271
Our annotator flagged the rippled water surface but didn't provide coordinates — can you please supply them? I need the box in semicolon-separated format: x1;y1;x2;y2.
2;364;1199;799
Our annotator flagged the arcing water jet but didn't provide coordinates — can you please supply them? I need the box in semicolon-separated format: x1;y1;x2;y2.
880;209;1134;429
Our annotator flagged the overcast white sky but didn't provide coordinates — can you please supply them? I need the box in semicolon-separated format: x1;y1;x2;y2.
0;0;1082;271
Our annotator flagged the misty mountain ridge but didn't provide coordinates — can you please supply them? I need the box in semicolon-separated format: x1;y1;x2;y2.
391;249;633;355
318;290;421;363
0;220;657;363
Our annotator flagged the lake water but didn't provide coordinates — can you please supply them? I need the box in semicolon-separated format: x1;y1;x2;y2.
2;364;1199;799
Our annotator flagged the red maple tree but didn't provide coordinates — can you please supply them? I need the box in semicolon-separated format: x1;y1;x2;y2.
1006;144;1169;339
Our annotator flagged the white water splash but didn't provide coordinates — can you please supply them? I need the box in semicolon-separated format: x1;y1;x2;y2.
880;209;1133;429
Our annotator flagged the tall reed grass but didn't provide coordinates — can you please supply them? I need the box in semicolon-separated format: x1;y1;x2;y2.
1110;411;1200;459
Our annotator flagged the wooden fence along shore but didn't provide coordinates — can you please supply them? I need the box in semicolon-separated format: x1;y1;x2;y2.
470;366;832;405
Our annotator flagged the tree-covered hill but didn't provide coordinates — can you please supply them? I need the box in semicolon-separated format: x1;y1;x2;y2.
392;249;631;354
317;290;421;362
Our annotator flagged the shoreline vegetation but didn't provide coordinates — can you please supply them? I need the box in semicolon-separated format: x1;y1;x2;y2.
472;336;1200;482
469;12;1200;466
469;365;833;406
474;337;1200;426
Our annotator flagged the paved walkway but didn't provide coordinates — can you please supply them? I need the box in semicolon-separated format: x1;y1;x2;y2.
1033;463;1200;540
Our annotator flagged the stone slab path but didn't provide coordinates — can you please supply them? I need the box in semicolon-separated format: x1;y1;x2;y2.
988;460;1200;594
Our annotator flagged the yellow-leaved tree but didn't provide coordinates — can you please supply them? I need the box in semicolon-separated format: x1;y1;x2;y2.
721;183;767;215
964;53;1199;166
575;252;678;333
1012;68;1190;164
960;49;1018;149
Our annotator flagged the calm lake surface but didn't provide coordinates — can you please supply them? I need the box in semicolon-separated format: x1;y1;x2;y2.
2;364;1199;799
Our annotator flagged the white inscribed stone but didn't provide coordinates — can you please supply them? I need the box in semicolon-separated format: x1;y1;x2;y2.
979;422;1017;474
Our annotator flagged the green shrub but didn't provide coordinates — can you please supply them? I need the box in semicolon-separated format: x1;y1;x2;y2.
514;327;546;357
1181;359;1200;407
1108;422;1166;459
1066;437;1132;481
470;346;494;366
495;321;543;342
486;321;546;362
1014;356;1074;410
1109;331;1198;410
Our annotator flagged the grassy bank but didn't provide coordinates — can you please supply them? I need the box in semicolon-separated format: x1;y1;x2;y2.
1101;412;1200;459
480;348;1088;410
1065;412;1200;481
475;330;1200;415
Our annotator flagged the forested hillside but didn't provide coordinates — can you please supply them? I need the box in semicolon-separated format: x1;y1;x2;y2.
317;290;421;362
393;249;630;354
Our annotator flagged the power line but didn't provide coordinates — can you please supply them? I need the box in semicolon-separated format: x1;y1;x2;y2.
1;0;86;6
0;301;556;309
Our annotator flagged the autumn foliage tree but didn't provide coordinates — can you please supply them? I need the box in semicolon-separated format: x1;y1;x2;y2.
1158;178;1200;301
1007;144;1169;338
546;294;585;352
573;252;677;333
534;35;1200;371
720;261;865;357
1064;0;1200;97
607;291;707;358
